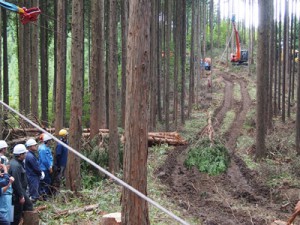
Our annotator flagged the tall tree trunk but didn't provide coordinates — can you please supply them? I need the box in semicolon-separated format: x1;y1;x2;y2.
180;0;186;124
122;0;151;223
90;0;101;138
164;0;171;131
2;9;8;106
108;0;119;174
296;13;300;155
282;0;288;122
40;0;49;125
278;5;282;114
66;0;84;192
255;0;270;159
55;0;67;135
157;0;162;122
121;0;128;129
173;0;179;128
209;0;214;53
188;0;195;118
0;7;2;138
31;0;39;118
98;0;106;129
149;0;158;131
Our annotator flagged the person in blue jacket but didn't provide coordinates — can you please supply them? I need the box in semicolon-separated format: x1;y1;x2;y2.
25;139;44;202
38;133;53;196
55;129;69;181
0;163;13;225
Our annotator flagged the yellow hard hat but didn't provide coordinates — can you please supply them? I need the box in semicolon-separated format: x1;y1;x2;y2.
59;129;68;136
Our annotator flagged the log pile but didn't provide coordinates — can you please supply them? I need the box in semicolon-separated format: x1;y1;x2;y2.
5;128;188;146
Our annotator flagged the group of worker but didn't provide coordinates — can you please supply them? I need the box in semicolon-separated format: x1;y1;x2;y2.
0;129;69;225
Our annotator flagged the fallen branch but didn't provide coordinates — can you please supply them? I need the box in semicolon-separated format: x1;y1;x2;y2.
54;204;99;218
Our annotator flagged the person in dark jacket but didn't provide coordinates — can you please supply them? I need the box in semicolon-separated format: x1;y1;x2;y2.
9;144;33;225
25;139;44;202
55;129;68;181
0;163;11;225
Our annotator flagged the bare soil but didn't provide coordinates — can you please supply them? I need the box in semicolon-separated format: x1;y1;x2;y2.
157;69;299;225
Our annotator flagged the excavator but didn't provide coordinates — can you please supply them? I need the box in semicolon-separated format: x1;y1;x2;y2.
230;15;248;65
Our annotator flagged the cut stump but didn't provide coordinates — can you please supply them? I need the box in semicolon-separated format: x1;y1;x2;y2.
102;212;121;225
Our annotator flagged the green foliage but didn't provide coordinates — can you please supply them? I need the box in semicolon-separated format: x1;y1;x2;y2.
185;139;230;175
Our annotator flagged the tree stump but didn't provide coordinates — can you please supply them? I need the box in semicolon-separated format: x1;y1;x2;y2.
102;212;121;225
23;210;39;225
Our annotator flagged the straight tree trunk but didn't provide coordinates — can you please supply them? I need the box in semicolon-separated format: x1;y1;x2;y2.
0;7;2;138
188;0;195;118
40;0;49;125
295;14;300;155
157;0;162;122
31;0;39;118
255;0;270;159
173;0;179;128
121;0;128;129
55;0;67;135
180;0;186;124
66;0;84;192
90;0;101;138
122;0;151;223
2;9;8;106
282;0;288;122
108;0;119;174
164;0;171;131
149;0;158;131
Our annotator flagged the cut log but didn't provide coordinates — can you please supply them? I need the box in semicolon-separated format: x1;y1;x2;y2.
23;210;39;225
102;212;121;225
6;128;187;146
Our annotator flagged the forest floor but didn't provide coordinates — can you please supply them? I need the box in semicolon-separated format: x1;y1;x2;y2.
157;66;300;225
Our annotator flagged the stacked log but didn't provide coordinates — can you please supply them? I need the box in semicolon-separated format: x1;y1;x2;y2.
5;128;187;146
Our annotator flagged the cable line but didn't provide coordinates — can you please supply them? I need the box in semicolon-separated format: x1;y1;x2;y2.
0;101;190;225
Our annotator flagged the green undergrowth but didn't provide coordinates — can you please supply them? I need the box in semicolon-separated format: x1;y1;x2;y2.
185;138;230;175
38;143;199;225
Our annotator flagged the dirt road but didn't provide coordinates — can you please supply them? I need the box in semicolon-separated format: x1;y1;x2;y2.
157;70;292;225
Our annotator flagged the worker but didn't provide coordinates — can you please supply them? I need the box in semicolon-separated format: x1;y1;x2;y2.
25;138;44;202
55;129;69;181
38;133;53;196
0;163;11;225
9;144;33;225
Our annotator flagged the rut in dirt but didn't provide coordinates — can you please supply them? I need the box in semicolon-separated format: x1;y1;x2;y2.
157;71;273;225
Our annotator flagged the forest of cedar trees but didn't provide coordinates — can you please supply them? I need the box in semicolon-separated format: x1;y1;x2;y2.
1;0;300;224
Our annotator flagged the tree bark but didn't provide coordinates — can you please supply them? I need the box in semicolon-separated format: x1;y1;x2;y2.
108;0;119;174
255;0;271;159
121;0;151;223
66;0;84;192
55;0;67;135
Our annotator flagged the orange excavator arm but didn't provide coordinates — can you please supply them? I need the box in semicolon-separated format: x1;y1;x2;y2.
230;15;241;62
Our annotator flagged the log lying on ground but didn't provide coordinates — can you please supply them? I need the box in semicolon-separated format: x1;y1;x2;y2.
54;204;99;218
6;128;187;146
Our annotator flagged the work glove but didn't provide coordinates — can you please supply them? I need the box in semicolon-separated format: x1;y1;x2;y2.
40;171;45;180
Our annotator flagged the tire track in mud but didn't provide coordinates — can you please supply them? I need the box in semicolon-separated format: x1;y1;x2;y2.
157;71;274;225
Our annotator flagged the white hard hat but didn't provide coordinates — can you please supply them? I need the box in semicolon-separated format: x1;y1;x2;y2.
13;144;28;155
0;140;8;149
25;139;37;147
43;133;52;142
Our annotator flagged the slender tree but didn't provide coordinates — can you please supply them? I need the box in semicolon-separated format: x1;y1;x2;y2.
66;0;84;192
296;11;300;155
31;0;39;118
55;0;67;134
108;0;119;174
122;0;151;223
90;0;101;138
180;0;186;124
121;0;128;129
2;9;8;106
255;0;271;159
188;0;195;118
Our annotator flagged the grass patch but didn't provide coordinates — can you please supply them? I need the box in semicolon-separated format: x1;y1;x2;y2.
220;110;235;135
233;83;241;101
185;138;230;175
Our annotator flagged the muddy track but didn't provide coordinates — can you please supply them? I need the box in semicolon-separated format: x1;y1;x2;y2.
157;71;288;225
